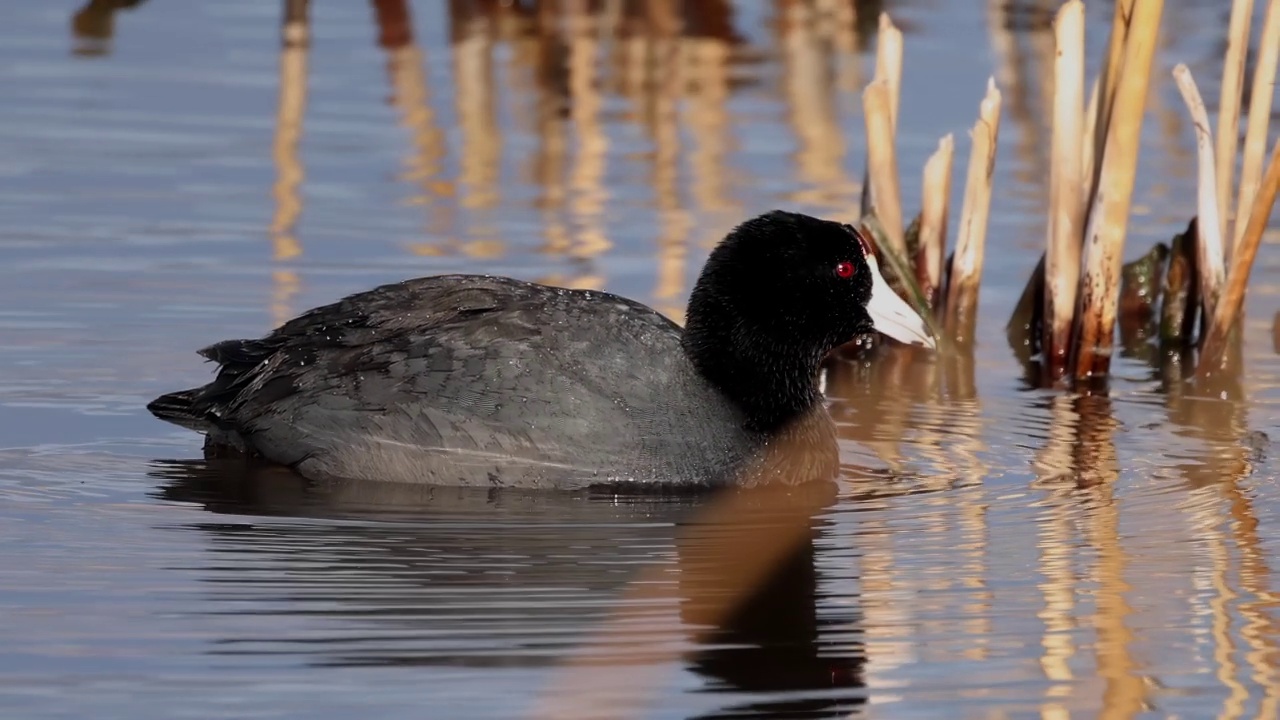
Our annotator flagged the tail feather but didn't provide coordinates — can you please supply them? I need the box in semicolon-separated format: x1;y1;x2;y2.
147;388;215;433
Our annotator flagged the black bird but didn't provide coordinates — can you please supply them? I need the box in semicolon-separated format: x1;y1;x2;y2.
148;210;934;490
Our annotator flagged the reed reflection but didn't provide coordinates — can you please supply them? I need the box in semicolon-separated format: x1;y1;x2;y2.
823;345;994;677
987;0;1052;214
150;457;866;719
252;0;935;317
1164;371;1280;719
371;0;454;252
70;0;148;56
1027;393;1149;718
1025;354;1280;717
449;4;504;258
776;1;860;217
270;0;309;326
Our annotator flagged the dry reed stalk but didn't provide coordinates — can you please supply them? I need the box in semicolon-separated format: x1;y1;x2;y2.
944;78;1002;343
1089;0;1137;202
1043;0;1086;375
876;12;904;131
1172;64;1226;316
863;79;906;258
1199;140;1280;376
1231;0;1280;254
917;135;955;310
1081;77;1100;205
1070;0;1164;381
1215;0;1255;251
861;13;904;217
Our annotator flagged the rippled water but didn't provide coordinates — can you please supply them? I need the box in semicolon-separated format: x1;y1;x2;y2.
3;1;1280;718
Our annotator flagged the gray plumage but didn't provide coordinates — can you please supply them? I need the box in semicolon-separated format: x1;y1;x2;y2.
148;210;933;491
150;275;757;489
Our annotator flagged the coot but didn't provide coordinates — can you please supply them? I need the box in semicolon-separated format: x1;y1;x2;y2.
149;210;934;489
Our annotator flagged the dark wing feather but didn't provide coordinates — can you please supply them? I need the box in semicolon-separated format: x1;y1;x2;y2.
148;275;730;488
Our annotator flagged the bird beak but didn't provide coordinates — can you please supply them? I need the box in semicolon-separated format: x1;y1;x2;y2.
864;255;936;350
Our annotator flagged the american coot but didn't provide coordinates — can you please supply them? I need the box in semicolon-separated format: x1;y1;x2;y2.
149;210;934;490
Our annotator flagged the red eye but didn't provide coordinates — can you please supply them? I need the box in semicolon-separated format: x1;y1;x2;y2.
835;260;856;279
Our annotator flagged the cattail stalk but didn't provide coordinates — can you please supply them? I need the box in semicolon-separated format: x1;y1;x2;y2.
1071;0;1163;381
1043;0;1085;376
1088;0;1137;204
1216;0;1255;253
918;135;955;311
876;12;903;132
945;78;1002;343
1232;0;1280;255
862;13;904;216
1081;77;1100;206
863;79;906;258
1171;64;1226;316
1200;140;1280;376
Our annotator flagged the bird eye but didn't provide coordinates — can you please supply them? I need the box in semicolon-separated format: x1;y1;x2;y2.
835;260;856;279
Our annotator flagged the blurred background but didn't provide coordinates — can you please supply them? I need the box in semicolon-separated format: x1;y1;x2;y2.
2;1;1280;719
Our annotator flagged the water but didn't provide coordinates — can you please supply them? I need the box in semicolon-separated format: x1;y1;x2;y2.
3;1;1280;717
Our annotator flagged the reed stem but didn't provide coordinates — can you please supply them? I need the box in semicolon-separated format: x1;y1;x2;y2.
918;135;955;311
1088;0;1137;208
1081;76;1100;208
1043;0;1085;377
944;78;1002;344
863;79;906;258
1199;140;1280;376
1216;0;1255;254
1071;0;1164;381
1231;0;1280;255
876;12;903;132
1171;64;1226;317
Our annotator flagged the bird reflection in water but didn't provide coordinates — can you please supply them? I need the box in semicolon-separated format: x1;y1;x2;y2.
149;405;867;718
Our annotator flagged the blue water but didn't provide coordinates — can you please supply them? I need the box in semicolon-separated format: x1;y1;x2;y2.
3;1;1280;718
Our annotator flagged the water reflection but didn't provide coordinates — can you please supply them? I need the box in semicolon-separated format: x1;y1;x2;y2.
1164;372;1280;720
825;344;984;491
374;0;452;248
271;0;309;325
151;459;866;718
10;0;1280;717
245;0;928;318
70;0;149;56
1023;361;1280;718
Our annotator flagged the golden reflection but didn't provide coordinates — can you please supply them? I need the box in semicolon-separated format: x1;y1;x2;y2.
1030;392;1147;717
775;0;859;217
825;346;992;676
826;0;865;93
372;0;454;256
986;0;1049;211
1090;492;1147;720
624;2;692;304
527;8;570;253
270;0;309;326
1032;395;1082;715
1165;375;1280;719
565;4;612;267
654;209;692;323
450;3;503;258
1070;396;1148;720
682;5;736;215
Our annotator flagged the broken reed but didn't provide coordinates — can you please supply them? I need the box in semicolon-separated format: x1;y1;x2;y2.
856;13;1001;350
1005;0;1280;388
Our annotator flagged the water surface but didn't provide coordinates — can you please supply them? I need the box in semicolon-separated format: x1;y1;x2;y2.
3;1;1280;718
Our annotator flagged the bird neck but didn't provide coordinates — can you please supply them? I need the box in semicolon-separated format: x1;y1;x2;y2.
681;305;825;435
